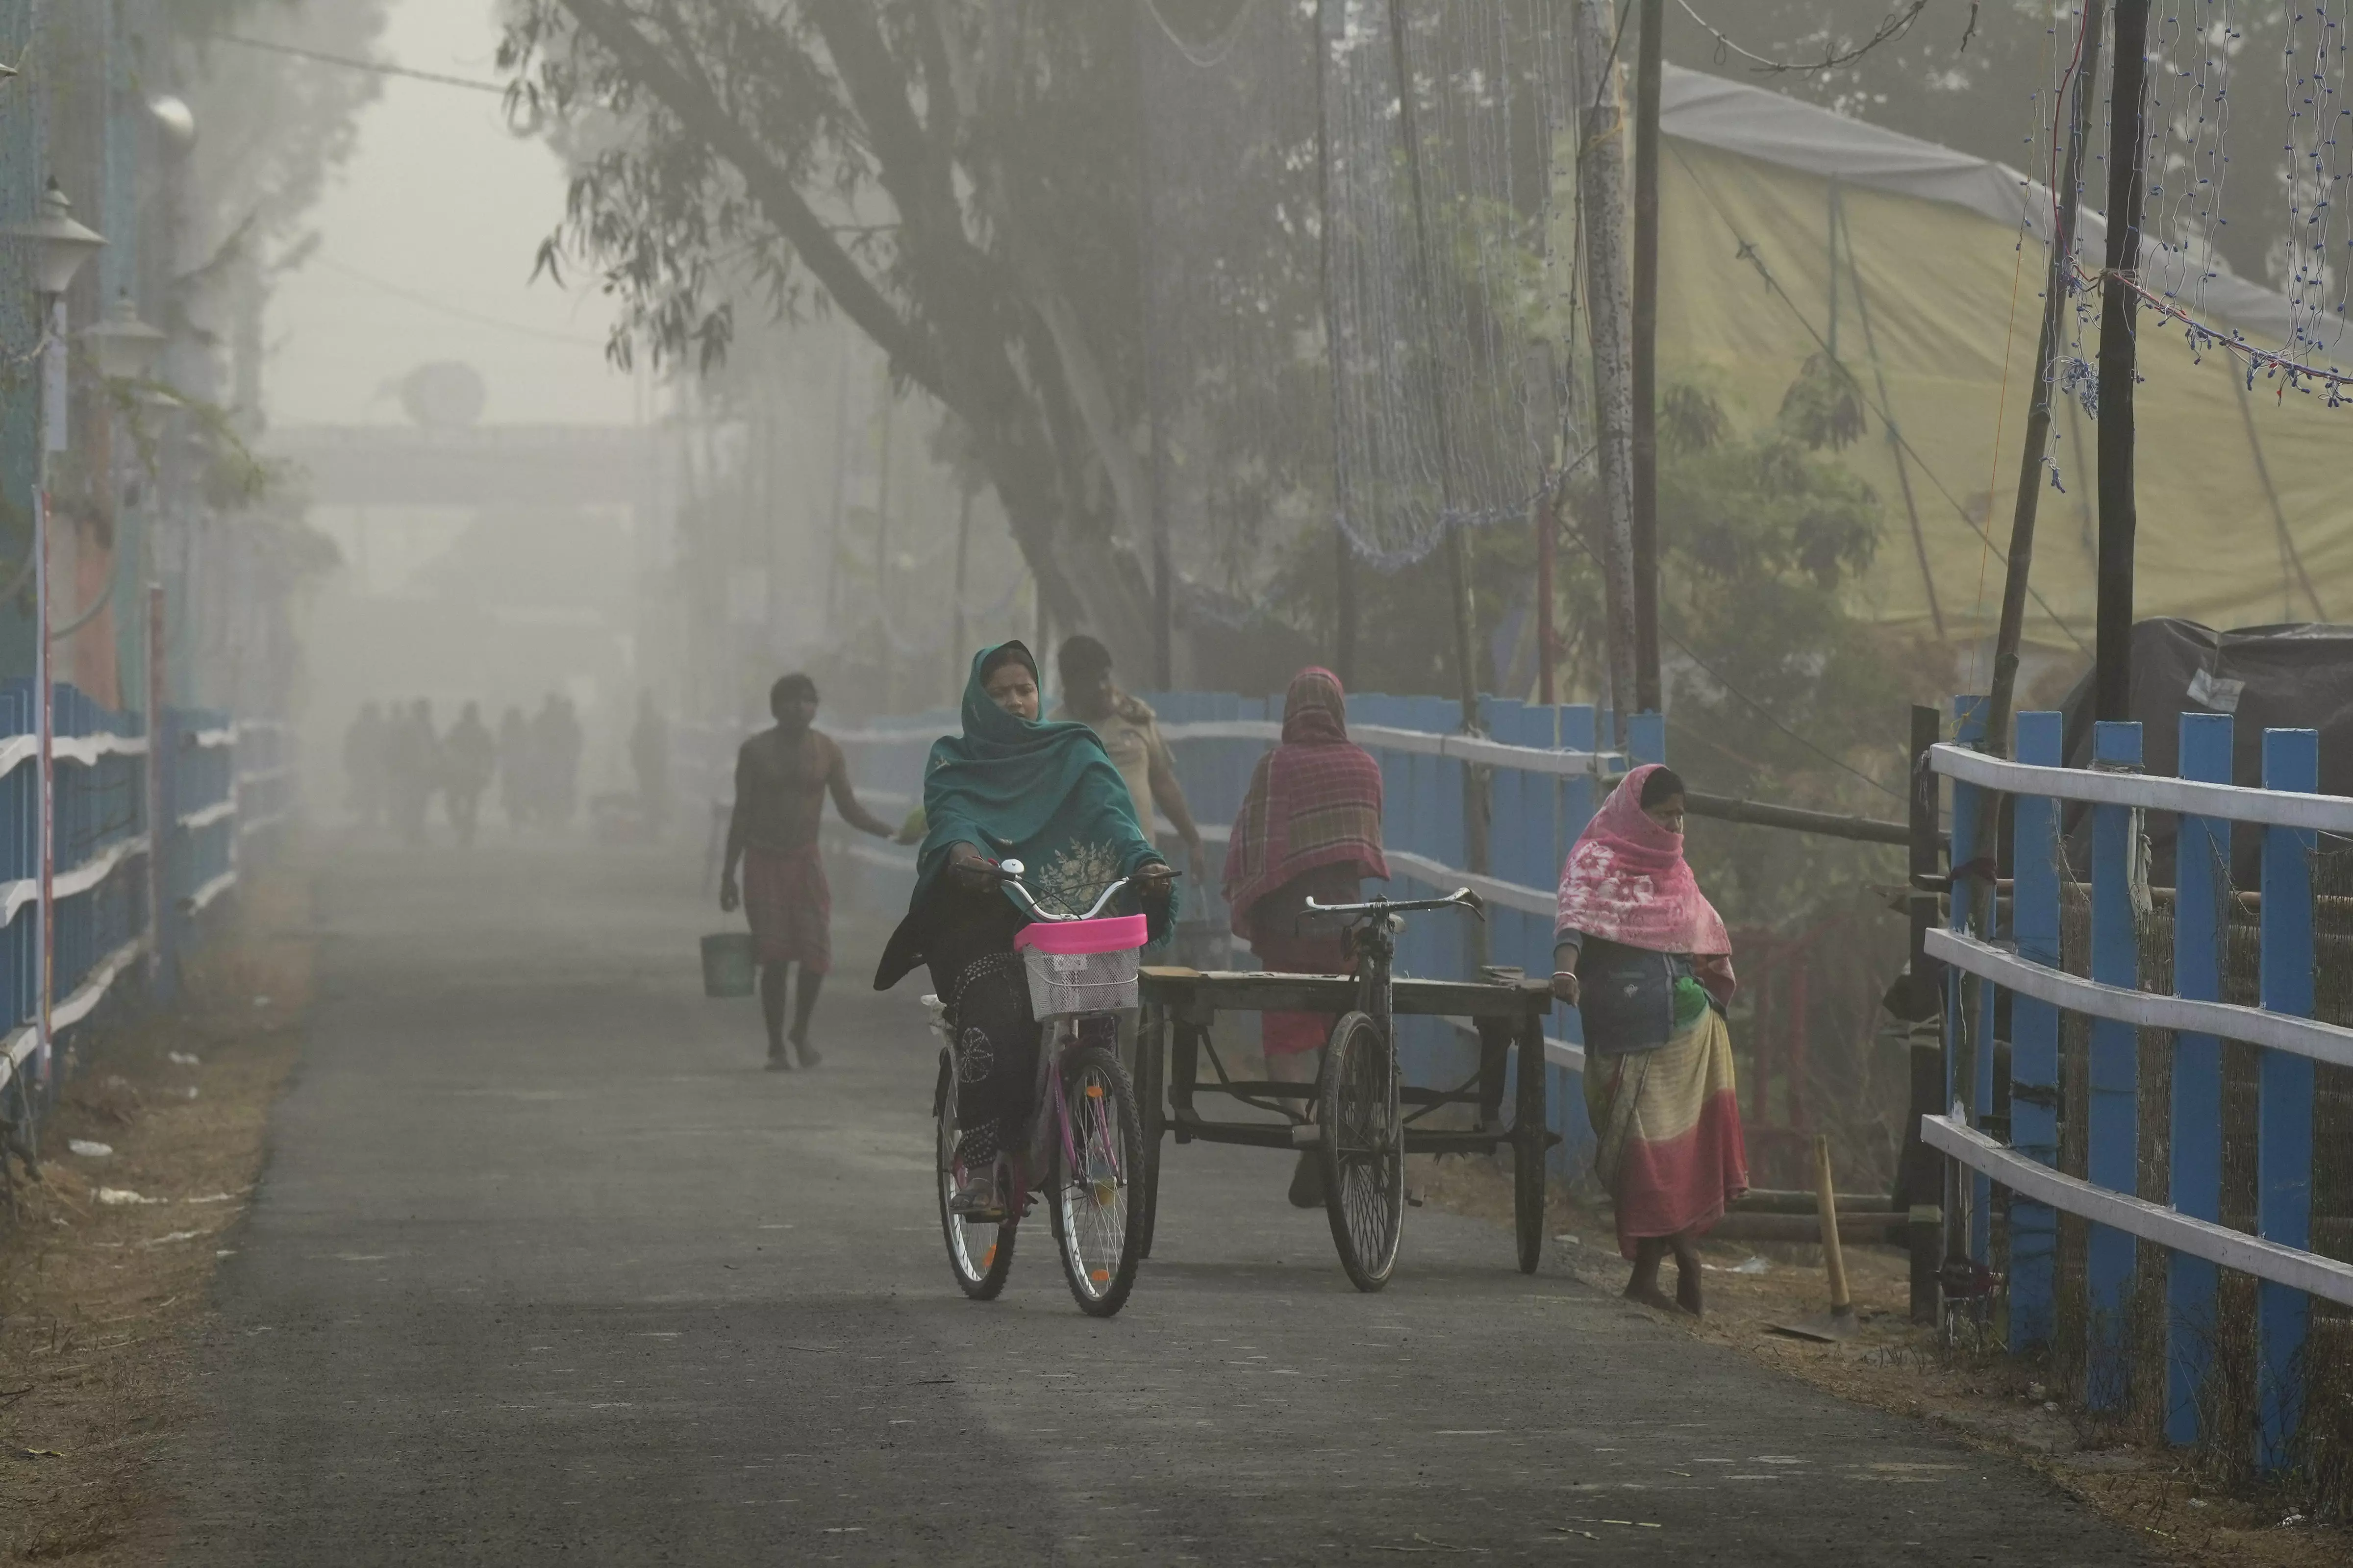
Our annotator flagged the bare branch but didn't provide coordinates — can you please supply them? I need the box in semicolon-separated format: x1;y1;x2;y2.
551;0;940;391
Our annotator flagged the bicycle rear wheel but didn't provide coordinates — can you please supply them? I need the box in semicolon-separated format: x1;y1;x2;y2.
936;1048;1016;1300
1318;1011;1403;1292
1047;1044;1145;1318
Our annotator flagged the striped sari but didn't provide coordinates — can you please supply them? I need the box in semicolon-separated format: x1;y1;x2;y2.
1585;1007;1748;1259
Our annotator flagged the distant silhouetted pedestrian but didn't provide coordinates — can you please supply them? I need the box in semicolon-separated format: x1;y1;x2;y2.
497;707;531;828
387;699;440;847
345;702;387;826
443;702;497;847
630;689;670;834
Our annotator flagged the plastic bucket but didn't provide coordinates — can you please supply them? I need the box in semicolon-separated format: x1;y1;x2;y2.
701;932;758;998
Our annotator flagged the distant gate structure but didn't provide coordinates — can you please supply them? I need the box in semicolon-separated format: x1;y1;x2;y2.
264;423;662;511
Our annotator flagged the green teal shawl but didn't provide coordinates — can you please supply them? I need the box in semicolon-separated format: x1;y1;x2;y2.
911;642;1175;934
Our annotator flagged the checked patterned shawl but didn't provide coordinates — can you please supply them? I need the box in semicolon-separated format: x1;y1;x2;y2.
1221;668;1389;937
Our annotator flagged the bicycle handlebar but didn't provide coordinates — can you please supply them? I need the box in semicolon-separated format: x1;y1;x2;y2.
1300;886;1487;923
986;856;1177;923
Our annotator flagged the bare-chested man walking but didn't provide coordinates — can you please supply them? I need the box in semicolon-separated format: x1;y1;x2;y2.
720;673;895;1070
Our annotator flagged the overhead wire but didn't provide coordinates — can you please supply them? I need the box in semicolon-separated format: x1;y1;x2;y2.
199;32;507;95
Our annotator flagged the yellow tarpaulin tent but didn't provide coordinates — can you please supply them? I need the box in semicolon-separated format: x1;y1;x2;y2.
1579;67;2350;650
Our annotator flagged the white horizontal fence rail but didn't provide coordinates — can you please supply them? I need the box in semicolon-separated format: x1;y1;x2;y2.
1931;742;2353;833
0;731;149;773
1924;1116;2353;1308
177;799;235;832
1928;926;2353;1070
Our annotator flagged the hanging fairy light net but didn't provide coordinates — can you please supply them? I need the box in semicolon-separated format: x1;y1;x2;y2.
1136;0;1580;604
1135;0;1331;615
1321;0;1577;569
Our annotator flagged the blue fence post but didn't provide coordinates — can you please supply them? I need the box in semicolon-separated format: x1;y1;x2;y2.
2009;711;2063;1353
2085;719;2143;1410
2168;711;2232;1445
1946;696;1992;1266
1627;712;1664;769
2257;726;2316;1470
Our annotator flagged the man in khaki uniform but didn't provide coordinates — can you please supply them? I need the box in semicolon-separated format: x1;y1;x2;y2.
1052;635;1208;888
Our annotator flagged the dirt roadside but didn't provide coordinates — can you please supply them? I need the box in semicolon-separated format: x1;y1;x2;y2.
0;858;313;1565
1414;1151;2349;1568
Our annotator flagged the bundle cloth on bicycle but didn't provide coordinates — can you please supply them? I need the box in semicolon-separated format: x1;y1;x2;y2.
875;642;1174;1168
1556;763;1746;1260
1221;666;1388;1057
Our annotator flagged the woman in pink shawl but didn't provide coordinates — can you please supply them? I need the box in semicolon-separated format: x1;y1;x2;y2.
1552;764;1746;1315
1223;667;1389;1207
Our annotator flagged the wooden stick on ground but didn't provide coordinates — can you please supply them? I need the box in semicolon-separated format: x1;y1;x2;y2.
1815;1132;1854;1324
1765;1134;1859;1342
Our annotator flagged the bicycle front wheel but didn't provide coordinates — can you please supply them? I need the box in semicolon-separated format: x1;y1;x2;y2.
1318;1010;1403;1292
1047;1044;1145;1318
936;1047;1016;1300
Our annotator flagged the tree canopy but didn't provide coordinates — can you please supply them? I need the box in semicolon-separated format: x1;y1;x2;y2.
501;0;1162;663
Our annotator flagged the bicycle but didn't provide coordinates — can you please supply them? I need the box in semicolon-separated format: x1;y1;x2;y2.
1299;885;1486;1292
929;858;1157;1318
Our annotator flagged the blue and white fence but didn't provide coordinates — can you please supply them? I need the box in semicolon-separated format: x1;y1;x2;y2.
1927;703;2353;1466
804;692;1659;1181
0;688;287;1150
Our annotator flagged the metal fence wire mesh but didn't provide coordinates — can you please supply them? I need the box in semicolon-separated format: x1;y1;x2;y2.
1322;0;1576;570
1137;0;1332;615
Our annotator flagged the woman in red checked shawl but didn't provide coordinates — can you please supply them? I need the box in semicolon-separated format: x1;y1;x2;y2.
1222;667;1389;1208
1551;764;1746;1316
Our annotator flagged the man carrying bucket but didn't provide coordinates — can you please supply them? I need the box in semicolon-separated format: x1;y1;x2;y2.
721;674;896;1070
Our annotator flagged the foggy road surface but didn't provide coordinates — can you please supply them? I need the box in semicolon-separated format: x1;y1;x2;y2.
160;839;2150;1565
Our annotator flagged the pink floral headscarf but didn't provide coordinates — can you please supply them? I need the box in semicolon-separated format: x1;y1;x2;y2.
1555;763;1731;960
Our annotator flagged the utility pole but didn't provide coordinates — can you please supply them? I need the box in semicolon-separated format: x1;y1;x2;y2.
1535;487;1557;706
823;343;851;637
950;486;973;703
873;375;896;709
1571;0;1637;739
2096;0;2153;722
1628;0;1665;714
1314;0;1358;688
1951;0;2107;1296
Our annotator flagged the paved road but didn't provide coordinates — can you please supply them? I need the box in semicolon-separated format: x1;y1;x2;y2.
160;838;2149;1565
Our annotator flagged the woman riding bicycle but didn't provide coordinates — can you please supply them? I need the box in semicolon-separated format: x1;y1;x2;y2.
873;641;1177;1215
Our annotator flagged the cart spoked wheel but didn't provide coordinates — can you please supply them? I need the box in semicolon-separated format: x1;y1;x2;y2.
1317;1010;1403;1292
1511;1021;1548;1275
936;1048;1016;1300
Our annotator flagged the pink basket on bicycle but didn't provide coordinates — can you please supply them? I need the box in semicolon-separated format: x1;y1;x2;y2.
1014;914;1148;1017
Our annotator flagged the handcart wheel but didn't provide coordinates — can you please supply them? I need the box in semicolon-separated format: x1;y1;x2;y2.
1047;1045;1147;1318
1317;1011;1403;1292
1511;1019;1548;1275
936;1048;1016;1300
1133;1007;1167;1259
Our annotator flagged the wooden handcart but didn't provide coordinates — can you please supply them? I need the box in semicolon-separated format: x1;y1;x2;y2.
1133;967;1558;1281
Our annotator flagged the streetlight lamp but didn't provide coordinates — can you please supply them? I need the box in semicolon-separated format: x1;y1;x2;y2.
84;289;167;382
5;175;105;296
3;177;107;454
2;177;104;1097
